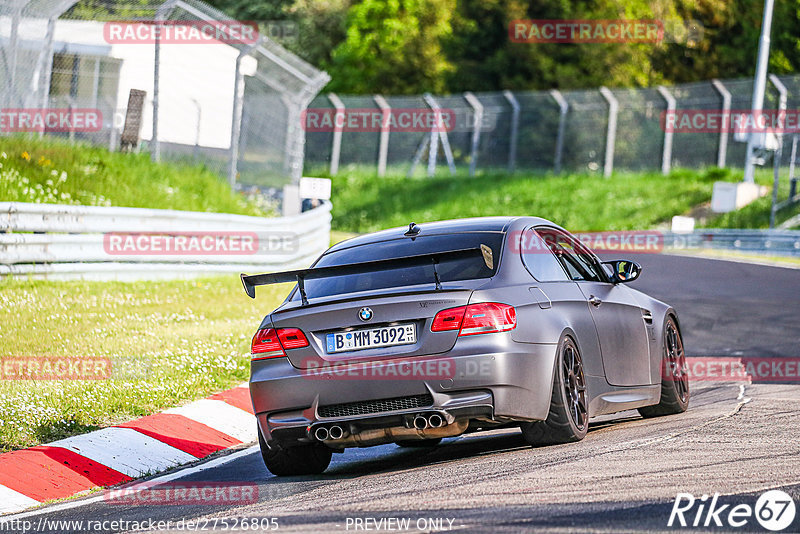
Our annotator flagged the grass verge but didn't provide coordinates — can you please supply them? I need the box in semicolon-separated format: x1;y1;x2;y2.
0;135;273;215
0;276;288;451
703;168;800;229
320;166;732;233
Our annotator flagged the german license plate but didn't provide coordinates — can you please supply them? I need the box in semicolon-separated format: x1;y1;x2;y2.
326;324;416;353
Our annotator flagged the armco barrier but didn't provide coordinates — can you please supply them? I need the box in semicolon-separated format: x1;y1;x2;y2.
664;229;800;256
0;202;331;280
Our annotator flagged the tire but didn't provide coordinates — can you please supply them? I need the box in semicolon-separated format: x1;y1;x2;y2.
639;316;690;418
521;335;588;445
395;438;442;448
258;427;332;476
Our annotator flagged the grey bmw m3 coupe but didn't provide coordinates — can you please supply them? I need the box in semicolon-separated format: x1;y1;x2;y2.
241;217;689;476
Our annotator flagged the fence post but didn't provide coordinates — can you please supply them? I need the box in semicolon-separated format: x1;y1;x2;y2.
191;98;202;157
151;0;178;162
151;16;161;161
284;98;304;182
328;93;345;176
549;89;568;174
67;96;76;142
6;4;21;108
423;93;456;176
227;43;256;187
109;112;118;152
743;0;776;184
657;86;676;175
91;58;100;108
769;74;787;229
37;16;57;136
599;87;618;178
503;90;520;173
711;79;731;168
464;92;483;176
374;94;390;177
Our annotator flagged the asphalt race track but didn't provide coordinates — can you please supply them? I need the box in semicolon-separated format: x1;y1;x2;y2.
3;254;799;533
617;253;800;359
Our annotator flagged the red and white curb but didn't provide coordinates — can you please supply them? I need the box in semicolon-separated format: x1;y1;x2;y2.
0;384;255;515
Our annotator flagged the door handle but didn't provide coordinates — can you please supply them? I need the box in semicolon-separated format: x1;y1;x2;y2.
588;295;602;307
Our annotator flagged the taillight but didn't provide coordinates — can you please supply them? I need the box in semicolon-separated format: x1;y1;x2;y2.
277;328;309;350
460;302;516;335
431;306;466;332
431;303;516;336
251;327;309;360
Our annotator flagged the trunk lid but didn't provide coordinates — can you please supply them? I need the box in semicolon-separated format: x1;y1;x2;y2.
271;285;478;369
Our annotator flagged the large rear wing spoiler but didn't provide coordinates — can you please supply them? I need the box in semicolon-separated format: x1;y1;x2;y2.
240;245;494;304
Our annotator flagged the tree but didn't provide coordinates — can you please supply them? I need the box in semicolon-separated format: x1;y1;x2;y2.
286;0;352;71
652;0;800;83
190;0;800;94
325;0;455;94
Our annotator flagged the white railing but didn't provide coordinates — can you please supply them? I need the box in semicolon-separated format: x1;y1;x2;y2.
0;202;332;280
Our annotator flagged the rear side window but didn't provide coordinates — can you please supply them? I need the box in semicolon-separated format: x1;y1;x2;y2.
293;232;503;301
536;227;607;282
520;228;569;282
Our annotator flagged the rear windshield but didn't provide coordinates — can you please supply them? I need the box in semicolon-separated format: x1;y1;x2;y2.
291;232;504;301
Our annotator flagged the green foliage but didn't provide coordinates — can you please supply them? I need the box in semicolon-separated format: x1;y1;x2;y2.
64;0;157;20
324;166;729;233
703;168;800;229
287;0;352;72
206;0;800;94
326;0;455;94
0;135;271;216
0;276;287;450
651;0;800;83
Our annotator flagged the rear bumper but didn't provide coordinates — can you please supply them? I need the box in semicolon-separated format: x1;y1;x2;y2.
250;341;559;446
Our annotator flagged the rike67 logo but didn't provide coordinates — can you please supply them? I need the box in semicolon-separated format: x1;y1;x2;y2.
669;490;796;531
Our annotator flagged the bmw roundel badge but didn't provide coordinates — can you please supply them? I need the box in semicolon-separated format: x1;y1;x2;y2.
358;307;374;322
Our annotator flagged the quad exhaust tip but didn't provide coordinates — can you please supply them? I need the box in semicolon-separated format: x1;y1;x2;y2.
314;426;329;441
413;415;429;430
413;413;445;430
428;413;444;428
315;414;446;441
314;425;346;441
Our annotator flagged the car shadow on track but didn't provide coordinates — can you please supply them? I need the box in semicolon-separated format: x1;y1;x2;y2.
299;419;636;480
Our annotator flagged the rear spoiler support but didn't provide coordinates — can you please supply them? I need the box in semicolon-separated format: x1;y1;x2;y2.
240;245;493;302
296;275;309;306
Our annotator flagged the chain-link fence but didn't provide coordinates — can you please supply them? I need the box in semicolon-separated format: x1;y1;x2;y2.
306;75;800;178
1;0;329;190
4;4;800;188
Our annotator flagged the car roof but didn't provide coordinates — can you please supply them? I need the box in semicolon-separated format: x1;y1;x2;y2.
326;216;557;255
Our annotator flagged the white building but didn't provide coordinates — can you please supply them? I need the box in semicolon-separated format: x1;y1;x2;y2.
7;18;257;149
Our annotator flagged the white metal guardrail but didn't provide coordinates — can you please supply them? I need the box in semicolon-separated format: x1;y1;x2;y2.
0;202;332;280
663;229;800;256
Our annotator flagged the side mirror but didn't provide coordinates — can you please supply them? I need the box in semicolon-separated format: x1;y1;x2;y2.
604;260;642;284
